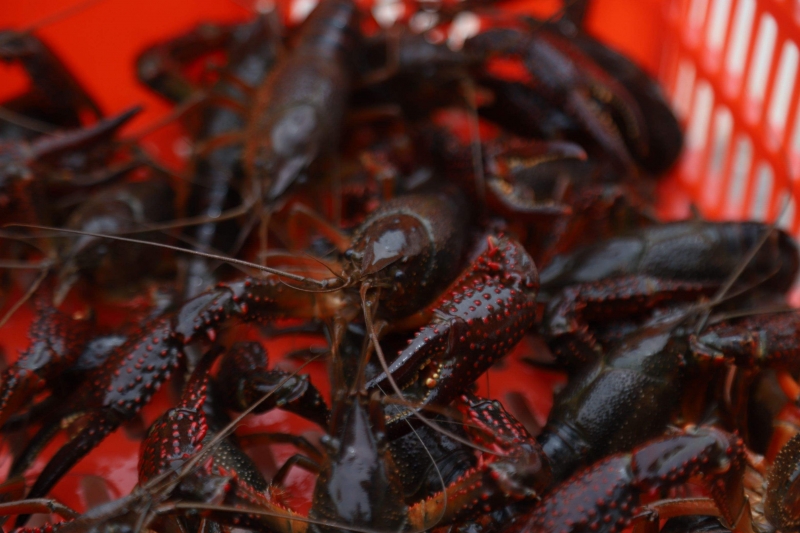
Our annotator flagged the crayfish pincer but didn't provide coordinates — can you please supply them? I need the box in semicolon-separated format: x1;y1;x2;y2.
215;340;330;428
11;274;321;517
367;234;540;435
525;427;751;533
10;231;538;511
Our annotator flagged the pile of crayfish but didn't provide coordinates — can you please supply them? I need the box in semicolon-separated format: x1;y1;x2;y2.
2;0;800;532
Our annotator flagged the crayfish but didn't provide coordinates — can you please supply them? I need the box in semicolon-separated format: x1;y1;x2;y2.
4;1;800;533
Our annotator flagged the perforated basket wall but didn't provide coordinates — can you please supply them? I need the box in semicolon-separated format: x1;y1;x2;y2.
653;0;800;232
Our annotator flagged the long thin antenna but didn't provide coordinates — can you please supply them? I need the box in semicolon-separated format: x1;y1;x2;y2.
6;224;335;287
0;268;47;329
695;196;794;334
0;107;55;134
19;0;109;35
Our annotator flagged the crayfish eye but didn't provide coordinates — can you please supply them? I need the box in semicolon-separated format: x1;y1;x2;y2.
321;435;340;454
343;248;358;262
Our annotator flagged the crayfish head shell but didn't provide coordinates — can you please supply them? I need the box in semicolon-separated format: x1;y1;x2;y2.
350;211;430;314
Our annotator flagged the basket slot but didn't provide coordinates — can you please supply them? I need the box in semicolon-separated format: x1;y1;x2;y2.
758;29;793;147
447;12;480;49
707;0;734;54
688;0;713;42
724;0;757;89
789;107;800;176
743;13;777;122
779;42;800;149
711;0;739;81
290;0;320;23
702;106;734;209
746;161;774;220
766;41;799;143
774;191;796;232
372;2;405;28
686;80;717;185
673;59;699;120
721;135;754;216
717;131;738;217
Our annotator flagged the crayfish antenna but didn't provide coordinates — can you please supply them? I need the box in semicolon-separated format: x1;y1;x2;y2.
5;224;342;290
355;282;381;395
0;268;47;329
0;108;54;135
2;0;109;39
160;501;387;533
694;197;797;334
461;76;487;214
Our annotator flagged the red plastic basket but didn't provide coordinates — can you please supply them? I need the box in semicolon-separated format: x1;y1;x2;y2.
0;0;792;521
655;0;800;233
